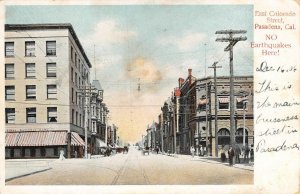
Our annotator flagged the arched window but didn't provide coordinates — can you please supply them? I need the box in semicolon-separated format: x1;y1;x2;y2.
235;128;248;144
217;128;230;146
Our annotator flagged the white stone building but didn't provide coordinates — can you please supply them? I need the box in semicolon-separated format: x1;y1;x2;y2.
4;24;92;158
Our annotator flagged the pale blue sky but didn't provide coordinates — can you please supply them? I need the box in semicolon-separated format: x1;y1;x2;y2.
5;5;253;142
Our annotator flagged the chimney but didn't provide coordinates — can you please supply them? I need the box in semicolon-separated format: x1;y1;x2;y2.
178;78;185;87
188;69;192;76
174;88;181;97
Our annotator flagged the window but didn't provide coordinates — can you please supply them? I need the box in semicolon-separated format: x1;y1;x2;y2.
47;85;57;99
235;128;248;144
25;41;35;56
47;107;57;122
217;128;230;146
72;109;74;124
79;113;82;127
71;46;74;62
72;88;74;102
26;108;36;123
5;64;14;79
218;97;229;110
46;63;56;77
71;67;74;82
5;86;15;100
75;73;78;86
78;59;80;69
75;90;78;104
5;108;15;123
76;111;78;125
79;77;81;86
236;97;247;110
5;42;14;57
25;63;35;78
26;85;36;99
75;53;77;67
46;41;56;56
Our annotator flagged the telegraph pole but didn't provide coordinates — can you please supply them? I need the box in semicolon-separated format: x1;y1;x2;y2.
215;30;247;146
208;62;222;157
78;84;95;159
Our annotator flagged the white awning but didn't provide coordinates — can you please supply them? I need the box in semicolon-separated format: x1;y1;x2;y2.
198;99;207;105
96;138;107;147
218;97;229;103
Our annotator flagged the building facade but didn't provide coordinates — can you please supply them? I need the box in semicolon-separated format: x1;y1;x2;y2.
194;76;254;157
154;68;254;157
4;24;94;158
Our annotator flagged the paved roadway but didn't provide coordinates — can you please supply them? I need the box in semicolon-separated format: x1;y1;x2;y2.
6;147;253;185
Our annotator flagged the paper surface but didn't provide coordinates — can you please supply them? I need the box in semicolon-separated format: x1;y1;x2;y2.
0;0;299;193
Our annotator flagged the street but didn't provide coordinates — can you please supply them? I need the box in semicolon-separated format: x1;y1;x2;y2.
6;147;253;185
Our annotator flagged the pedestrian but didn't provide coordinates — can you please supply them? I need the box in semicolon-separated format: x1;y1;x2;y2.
243;144;250;163
203;146;207;156
200;145;203;156
220;145;226;162
190;146;195;157
250;144;254;163
235;145;241;164
156;146;159;154
228;146;235;166
59;149;65;160
74;150;77;158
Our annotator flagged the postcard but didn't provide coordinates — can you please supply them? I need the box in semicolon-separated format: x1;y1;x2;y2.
0;0;299;194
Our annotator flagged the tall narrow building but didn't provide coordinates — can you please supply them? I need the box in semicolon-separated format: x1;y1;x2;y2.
4;24;92;158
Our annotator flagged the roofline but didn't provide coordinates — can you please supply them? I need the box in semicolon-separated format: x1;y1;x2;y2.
5;23;92;68
196;75;253;82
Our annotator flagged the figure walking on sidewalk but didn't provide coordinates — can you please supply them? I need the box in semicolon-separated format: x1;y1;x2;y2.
59;150;65;160
243;144;250;163
228;146;235;166
190;146;195;158
220;145;226;162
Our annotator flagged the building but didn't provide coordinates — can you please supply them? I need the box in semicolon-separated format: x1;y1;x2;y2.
4;23;93;158
194;76;254;157
90;79;108;154
155;68;254;157
177;69;197;154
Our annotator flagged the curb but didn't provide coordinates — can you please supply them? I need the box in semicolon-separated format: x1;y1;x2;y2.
5;167;52;182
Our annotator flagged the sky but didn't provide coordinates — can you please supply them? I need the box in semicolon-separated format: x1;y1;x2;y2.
5;5;253;143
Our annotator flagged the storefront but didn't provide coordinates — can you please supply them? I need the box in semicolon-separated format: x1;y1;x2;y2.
5;130;85;159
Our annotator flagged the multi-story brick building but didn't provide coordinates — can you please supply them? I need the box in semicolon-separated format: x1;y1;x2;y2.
4;24;94;158
156;68;254;157
194;76;254;157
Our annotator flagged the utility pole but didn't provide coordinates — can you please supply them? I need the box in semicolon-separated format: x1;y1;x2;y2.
215;29;247;146
78;83;95;159
208;62;222;157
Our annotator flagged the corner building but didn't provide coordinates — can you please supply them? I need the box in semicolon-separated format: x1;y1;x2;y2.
4;24;91;158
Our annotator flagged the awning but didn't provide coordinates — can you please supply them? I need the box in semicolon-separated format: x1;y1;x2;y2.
95;138;107;147
236;97;248;102
218;97;229;103
71;132;85;146
198;99;207;105
5;131;85;147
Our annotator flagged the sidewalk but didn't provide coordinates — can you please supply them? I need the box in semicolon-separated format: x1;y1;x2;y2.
161;152;254;171
5;159;55;181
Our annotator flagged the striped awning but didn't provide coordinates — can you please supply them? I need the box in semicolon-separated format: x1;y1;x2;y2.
5;131;85;147
218;97;229;103
71;132;85;146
